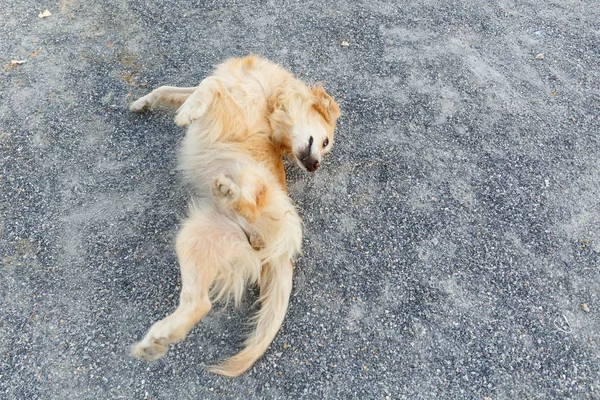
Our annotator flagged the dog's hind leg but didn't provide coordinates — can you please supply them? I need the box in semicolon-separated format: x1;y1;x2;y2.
212;173;265;224
206;177;302;376
130;86;197;113
131;211;223;361
212;169;301;251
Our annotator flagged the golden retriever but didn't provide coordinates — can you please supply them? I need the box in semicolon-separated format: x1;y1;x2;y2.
129;56;340;377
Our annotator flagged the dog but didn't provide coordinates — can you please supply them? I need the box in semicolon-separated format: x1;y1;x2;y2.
129;56;340;377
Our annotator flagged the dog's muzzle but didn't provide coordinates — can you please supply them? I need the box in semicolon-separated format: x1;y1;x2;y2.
301;156;320;172
297;136;320;172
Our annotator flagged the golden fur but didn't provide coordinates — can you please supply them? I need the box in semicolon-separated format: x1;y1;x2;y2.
129;56;340;377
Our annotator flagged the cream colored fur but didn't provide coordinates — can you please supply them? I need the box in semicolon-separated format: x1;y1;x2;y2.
129;56;340;377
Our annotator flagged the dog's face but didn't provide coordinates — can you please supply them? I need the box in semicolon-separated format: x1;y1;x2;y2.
273;85;340;172
290;107;335;172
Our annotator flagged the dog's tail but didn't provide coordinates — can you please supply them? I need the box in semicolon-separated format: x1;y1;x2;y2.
207;260;293;377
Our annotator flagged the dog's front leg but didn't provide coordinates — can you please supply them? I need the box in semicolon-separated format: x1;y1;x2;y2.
174;77;247;141
130;86;197;113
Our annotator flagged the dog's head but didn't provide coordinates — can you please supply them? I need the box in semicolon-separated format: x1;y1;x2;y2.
269;84;340;172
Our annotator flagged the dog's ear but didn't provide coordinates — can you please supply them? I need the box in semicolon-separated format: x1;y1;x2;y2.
267;90;294;146
311;84;340;124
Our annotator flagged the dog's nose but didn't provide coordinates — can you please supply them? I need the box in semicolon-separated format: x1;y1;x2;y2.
302;157;320;172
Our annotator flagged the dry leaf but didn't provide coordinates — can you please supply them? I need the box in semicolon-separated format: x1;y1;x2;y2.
341;40;350;47
39;9;52;18
535;53;544;60
4;60;27;71
581;303;591;313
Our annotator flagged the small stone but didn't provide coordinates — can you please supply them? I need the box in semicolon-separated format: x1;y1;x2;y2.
535;53;544;59
341;40;350;47
39;9;52;18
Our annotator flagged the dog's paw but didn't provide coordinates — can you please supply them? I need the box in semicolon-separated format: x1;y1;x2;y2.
129;94;152;113
212;175;241;202
174;77;223;127
131;337;169;361
174;100;209;127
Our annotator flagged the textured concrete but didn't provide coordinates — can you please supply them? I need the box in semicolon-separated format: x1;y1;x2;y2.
1;1;599;399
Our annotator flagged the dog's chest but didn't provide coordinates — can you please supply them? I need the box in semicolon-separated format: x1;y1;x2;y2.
229;84;270;132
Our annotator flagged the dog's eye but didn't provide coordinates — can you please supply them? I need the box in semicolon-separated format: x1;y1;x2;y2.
323;138;329;147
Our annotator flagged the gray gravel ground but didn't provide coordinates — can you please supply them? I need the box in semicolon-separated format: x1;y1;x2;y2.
2;1;600;399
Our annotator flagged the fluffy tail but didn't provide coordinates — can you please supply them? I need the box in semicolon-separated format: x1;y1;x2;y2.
207;260;293;377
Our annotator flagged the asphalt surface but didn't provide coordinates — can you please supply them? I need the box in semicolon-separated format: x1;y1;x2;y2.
2;1;600;399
